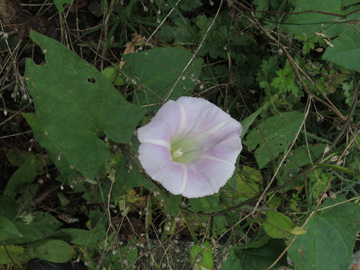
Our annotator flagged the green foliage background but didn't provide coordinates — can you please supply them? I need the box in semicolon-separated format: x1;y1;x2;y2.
1;0;360;269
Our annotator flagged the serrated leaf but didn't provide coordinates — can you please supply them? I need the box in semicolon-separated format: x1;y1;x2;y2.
323;27;360;72
122;47;202;107
243;112;303;168
263;210;295;239
25;30;145;178
271;60;301;96
288;196;360;270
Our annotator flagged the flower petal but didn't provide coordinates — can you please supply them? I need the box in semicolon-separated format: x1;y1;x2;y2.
152;162;188;195
189;158;236;197
137;119;171;149
193;118;242;151
181;164;219;198
200;132;242;164
176;97;240;138
151;100;181;138
138;143;171;176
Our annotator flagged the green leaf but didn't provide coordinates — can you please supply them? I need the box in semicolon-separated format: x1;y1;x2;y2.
288;196;360;270
278;143;326;185
3;156;36;200
0;245;32;264
15;184;37;224
55;227;106;253
29;239;75;263
122;47;203;107
189;193;221;212
190;241;214;270
2;212;62;245
222;239;287;270
0;197;17;220
25;30;145;178
165;195;182;215
0;215;23;242
53;0;72;13
112;152;153;196
271;60;301;96
240;106;264;139
235;166;262;201
284;0;360;40
323;27;360;72
263;210;297;239
3;148;45;174
243;111;304;168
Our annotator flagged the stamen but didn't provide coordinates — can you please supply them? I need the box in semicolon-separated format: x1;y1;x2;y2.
172;148;183;158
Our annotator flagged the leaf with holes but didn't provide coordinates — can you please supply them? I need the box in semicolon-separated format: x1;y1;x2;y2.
122;47;203;107
288;196;360;270
243;112;304;168
29;239;75;263
24;30;145;179
0;245;32;264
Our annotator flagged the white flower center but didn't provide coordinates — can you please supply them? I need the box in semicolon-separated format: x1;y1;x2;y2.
171;148;184;158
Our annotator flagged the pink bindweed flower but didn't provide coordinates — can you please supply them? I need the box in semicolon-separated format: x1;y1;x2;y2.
137;96;243;198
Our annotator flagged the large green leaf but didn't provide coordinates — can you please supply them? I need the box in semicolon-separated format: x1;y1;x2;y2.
25;30;145;178
263;210;305;239
323;27;360;72
189;193;222;212
0;245;32;264
122;47;203;107
288;196;360;270
1;212;62;245
278;143;326;185
29;239;75;263
222;239;287;270
0;215;23;242
284;0;360;39
3;156;36;200
243;112;304;168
